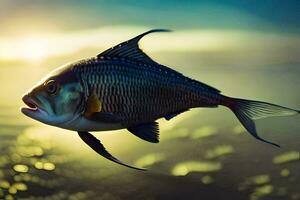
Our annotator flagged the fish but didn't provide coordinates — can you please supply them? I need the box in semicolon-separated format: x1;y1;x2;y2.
21;29;300;170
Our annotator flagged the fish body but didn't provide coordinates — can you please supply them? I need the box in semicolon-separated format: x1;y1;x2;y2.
56;56;221;131
21;29;299;170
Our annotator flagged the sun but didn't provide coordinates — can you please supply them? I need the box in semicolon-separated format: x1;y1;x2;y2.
21;37;48;62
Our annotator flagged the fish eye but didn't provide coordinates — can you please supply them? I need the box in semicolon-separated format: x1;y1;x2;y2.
45;80;59;95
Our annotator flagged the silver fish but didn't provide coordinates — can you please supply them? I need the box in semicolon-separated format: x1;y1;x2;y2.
21;29;299;170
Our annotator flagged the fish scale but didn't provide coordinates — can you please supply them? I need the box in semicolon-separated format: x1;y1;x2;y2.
72;58;221;126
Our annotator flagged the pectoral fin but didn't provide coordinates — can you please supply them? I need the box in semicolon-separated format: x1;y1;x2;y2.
78;131;146;171
127;122;159;143
84;91;121;123
84;91;102;117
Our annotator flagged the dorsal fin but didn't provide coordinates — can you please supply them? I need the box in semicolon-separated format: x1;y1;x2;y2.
97;29;171;65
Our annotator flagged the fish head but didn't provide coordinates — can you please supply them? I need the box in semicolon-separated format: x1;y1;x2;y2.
21;65;84;126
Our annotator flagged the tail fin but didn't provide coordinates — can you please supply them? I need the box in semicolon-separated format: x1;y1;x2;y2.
226;97;299;147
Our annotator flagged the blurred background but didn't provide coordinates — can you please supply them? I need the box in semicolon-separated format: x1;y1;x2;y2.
0;0;299;200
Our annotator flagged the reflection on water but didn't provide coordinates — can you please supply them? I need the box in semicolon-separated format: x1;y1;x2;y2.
273;151;299;164
239;174;270;191
250;175;270;185
190;126;218;139
280;169;290;177
34;162;55;171
171;161;222;176
134;153;165;168
164;126;218;140
0;129;98;200
0;104;299;199
205;145;234;159
250;185;274;200
233;125;245;135
164;128;189;139
201;175;214;185
13;165;29;173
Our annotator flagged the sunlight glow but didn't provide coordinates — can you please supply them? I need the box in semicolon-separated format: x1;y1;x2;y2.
0;26;299;63
0;36;51;62
21;37;48;61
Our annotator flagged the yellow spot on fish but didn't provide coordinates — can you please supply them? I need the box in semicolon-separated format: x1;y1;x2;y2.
273;151;299;164
13;164;29;173
171;161;222;176
85;91;102;117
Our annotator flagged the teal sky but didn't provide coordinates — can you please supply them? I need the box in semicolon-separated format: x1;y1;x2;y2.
1;0;299;64
1;0;300;35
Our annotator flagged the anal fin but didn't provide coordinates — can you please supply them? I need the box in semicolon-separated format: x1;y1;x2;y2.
127;122;159;143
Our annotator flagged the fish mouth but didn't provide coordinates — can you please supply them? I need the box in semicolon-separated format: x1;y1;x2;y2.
22;95;38;111
21;95;47;117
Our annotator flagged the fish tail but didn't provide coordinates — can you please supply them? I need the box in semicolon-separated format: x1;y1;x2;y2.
223;96;300;147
